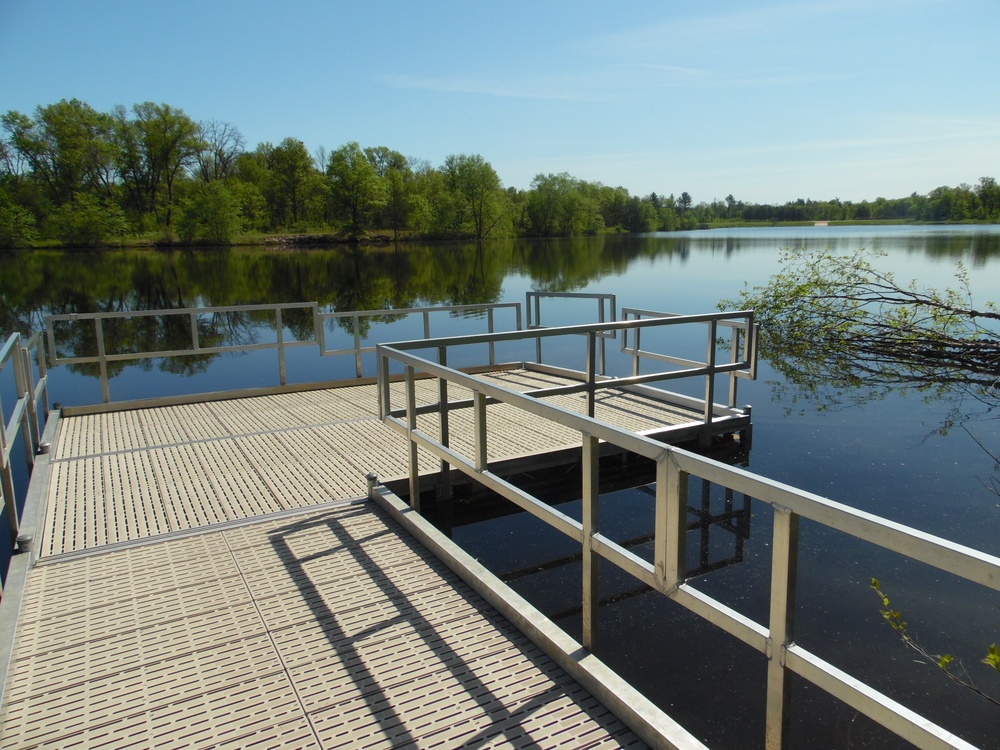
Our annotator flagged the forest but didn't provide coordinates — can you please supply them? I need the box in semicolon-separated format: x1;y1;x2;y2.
2;99;1000;248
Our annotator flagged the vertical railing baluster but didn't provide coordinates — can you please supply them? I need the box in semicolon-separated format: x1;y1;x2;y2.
423;310;431;341
21;342;41;454
581;432;600;651
586;331;596;418
487;308;496;365
473;390;487;472
703;319;717;429
657;451;688;592
95;317;110;403
729;324;742;407
0;351;17;538
405;364;420;512
353;314;363;379
437;345;451;501
765;505;800;750
189;312;200;351
276;307;286;386
15;344;35;469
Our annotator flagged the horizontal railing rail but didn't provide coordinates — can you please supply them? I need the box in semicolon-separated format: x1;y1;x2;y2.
377;332;995;750
46;303;320;403
318;302;523;378
0;332;49;596
43;301;526;404
622;306;759;409
526;291;616;374
380;312;756;433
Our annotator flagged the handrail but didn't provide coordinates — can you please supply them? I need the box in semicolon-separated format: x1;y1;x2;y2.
376;331;995;750
381;311;756;427
526;291;616;374
0;332;49;596
43;301;524;403
46;302;320;402
318;302;522;378
622;307;759;408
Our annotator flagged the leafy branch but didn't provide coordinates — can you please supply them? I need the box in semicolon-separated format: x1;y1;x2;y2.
871;578;1000;708
720;248;1000;401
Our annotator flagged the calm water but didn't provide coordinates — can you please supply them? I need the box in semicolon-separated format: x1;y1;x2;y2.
3;226;999;747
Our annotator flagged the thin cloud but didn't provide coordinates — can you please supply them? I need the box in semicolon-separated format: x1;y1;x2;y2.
381;64;709;102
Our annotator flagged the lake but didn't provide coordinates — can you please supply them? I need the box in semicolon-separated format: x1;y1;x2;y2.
2;225;999;747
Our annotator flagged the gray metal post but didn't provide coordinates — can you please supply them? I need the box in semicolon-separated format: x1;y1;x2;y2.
437;345;452;501
581;432;600;651
353;315;363;379
658;452;688;591
95;318;110;403
276;307;286;386
765;505;800;749
586;332;596;418
405;365;420;512
473;390;487;472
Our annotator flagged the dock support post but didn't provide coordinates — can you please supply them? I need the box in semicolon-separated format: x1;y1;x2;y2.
581;432;600;651
765;505;800;750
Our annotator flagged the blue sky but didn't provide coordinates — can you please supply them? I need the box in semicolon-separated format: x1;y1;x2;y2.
2;0;997;203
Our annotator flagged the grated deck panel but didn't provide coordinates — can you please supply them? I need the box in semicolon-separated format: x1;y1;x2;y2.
43;370;708;555
1;502;645;750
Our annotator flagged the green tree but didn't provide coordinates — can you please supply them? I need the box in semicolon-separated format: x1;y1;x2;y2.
47;192;128;246
2;99;118;207
265;138;322;229
0;186;38;247
114;102;204;229
327;141;387;238
176;181;243;243
443;154;508;239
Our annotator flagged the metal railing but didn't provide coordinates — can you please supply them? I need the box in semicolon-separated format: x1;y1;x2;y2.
622;306;759;412
0;332;49;593
46;303;320;403
318;302;523;378
527;291;616;374
44;301;525;404
377;326;996;750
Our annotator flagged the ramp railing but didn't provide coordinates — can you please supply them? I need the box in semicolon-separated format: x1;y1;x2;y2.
377;320;996;750
0;332;49;595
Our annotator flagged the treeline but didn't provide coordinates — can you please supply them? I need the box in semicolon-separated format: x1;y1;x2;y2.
2;99;998;248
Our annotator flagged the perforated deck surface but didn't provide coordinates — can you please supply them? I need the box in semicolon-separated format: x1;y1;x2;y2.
43;370;701;556
0;501;646;749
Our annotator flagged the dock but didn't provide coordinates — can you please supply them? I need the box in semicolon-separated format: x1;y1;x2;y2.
0;368;712;750
3;298;994;749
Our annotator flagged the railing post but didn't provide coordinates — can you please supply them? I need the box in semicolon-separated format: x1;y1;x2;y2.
189;312;200;351
487;308;496;365
473;390;487;472
437;345;452;501
276;307;286;386
657;451;688;592
582;432;600;651
95;317;110;403
376;347;389;419
353;314;363;379
423;310;431;341
702;319;718;437
633;324;641;378
405;364;420;512
586;331;596;418
727;324;741;407
765;505;800;750
21;343;42;454
15;344;35;469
